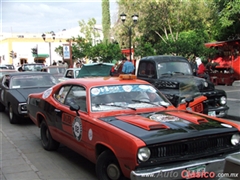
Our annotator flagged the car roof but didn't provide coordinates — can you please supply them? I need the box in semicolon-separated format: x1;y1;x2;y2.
141;55;188;62
5;72;52;76
60;76;150;87
42;66;66;68
0;69;17;72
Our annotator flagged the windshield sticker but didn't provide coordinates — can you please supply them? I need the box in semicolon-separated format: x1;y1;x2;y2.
42;88;53;99
72;117;82;141
91;88;100;95
150;114;180;122
122;85;132;92
88;129;93;141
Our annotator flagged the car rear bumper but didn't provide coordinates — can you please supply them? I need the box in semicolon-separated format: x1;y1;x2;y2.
130;153;239;180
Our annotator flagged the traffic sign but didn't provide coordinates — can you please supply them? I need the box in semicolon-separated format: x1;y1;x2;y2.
63;45;70;59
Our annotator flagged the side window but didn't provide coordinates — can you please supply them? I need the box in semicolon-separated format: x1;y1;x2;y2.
65;86;87;112
66;70;73;78
146;63;156;76
138;62;147;75
2;76;10;88
55;85;71;103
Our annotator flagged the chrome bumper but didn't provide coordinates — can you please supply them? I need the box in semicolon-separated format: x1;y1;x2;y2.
130;153;239;180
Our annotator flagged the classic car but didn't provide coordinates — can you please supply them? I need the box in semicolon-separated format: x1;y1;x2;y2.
58;62;113;82
27;74;240;180
0;69;17;79
136;55;229;117
0;72;57;124
41;65;66;82
22;63;45;71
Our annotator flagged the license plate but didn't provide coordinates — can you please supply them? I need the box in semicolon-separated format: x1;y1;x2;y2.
187;165;206;173
208;111;216;116
183;165;206;179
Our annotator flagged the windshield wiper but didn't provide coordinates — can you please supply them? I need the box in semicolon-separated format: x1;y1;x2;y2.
173;72;185;75
95;103;136;111
131;99;159;106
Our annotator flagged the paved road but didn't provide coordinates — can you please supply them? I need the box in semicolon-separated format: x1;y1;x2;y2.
0;85;239;180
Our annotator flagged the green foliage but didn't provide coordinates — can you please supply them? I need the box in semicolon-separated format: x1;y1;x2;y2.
90;41;122;62
102;0;111;42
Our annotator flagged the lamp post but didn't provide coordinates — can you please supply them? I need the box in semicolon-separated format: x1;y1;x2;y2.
42;32;56;65
120;13;138;62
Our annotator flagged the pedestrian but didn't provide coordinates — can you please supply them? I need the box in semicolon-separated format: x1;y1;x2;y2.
110;60;119;76
121;57;135;74
195;57;210;81
76;62;81;68
52;60;57;66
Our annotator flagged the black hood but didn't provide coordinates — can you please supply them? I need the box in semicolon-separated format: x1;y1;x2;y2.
10;87;51;102
100;110;239;145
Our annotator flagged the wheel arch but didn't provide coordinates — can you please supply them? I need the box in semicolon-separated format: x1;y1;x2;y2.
36;113;46;127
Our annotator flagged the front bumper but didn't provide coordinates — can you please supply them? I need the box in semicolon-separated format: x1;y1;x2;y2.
130;153;239;180
208;105;229;118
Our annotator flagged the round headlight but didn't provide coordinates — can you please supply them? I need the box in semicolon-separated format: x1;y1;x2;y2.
231;134;240;146
220;96;227;105
203;81;208;87
138;147;151;162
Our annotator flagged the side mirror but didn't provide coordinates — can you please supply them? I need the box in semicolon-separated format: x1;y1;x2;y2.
70;104;80;116
185;96;194;108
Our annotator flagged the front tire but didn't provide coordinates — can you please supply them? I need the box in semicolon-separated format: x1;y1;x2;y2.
96;150;125;180
40;121;60;151
8;104;19;124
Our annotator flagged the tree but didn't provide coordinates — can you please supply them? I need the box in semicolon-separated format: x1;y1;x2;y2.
102;0;111;43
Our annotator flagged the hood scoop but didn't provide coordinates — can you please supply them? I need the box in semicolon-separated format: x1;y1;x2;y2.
166;111;208;124
116;115;170;130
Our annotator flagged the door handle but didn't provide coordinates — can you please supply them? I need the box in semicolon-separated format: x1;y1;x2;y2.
54;109;61;113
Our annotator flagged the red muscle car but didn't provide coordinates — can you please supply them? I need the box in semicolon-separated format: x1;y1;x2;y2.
27;74;240;180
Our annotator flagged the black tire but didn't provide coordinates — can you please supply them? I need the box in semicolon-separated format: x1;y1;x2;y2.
0;102;5;112
40;121;60;151
8;104;19;124
96;150;126;180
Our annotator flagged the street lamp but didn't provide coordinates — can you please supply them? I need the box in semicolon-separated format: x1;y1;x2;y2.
42;32;56;65
120;13;138;61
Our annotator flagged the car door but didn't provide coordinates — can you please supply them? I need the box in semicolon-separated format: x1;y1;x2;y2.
53;84;88;156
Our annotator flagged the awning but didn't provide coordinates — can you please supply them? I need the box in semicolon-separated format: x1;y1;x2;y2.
33;54;49;58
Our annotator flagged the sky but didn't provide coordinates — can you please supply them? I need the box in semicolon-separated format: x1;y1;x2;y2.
1;0;119;34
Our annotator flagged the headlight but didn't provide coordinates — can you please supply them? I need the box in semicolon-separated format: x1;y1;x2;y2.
220;96;227;105
203;81;208;87
138;147;151;162
18;103;27;113
231;134;240;146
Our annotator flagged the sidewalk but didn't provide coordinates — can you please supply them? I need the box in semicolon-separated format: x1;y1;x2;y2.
0;130;43;180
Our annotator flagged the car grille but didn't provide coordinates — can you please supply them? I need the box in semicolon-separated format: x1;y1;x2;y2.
140;133;239;167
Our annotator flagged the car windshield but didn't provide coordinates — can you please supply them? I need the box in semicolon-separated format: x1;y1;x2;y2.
90;84;170;112
10;74;57;89
49;67;66;74
157;62;192;76
23;64;44;71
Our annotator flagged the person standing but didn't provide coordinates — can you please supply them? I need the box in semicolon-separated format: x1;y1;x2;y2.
121;57;135;74
52;60;57;66
195;57;210;80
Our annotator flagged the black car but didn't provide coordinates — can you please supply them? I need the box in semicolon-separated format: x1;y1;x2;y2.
137;55;229;117
0;72;57;124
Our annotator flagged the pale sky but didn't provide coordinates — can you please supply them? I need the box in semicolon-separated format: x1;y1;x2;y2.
1;0;118;33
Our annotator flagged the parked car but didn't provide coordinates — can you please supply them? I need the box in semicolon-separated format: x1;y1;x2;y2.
27;74;240;180
22;63;45;71
41;65;66;82
0;65;8;69
0;69;17;79
0;72;57;124
58;62;113;82
3;64;15;70
136;55;229;117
